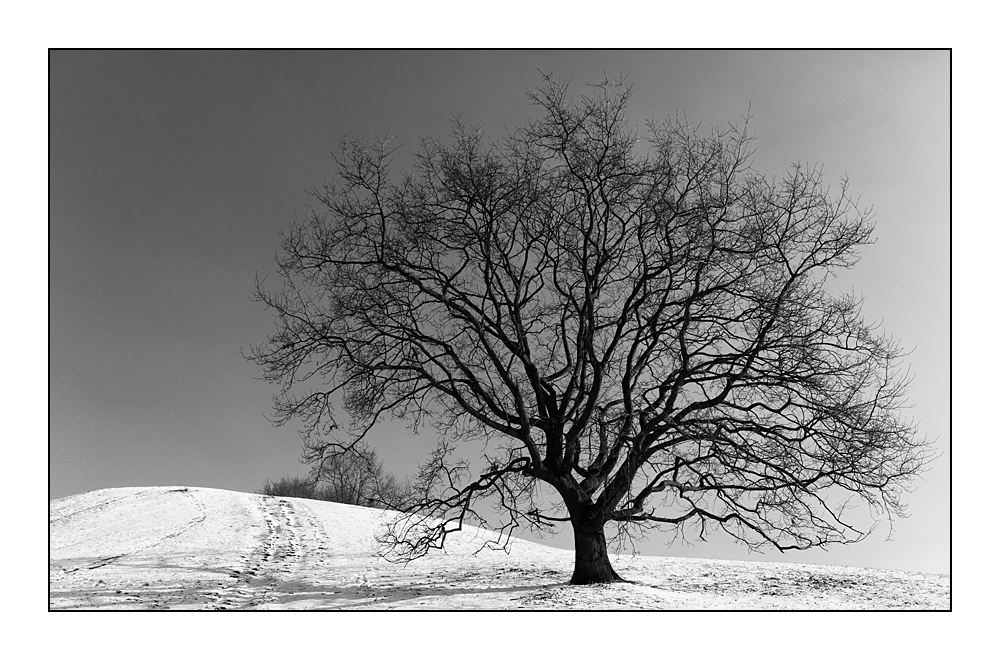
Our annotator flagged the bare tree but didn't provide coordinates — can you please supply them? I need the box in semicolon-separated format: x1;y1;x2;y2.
258;445;411;510
249;74;930;584
314;442;411;510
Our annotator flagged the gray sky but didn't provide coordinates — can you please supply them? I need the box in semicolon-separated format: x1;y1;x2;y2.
50;50;949;574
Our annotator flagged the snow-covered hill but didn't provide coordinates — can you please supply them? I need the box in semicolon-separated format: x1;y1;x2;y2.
49;486;949;610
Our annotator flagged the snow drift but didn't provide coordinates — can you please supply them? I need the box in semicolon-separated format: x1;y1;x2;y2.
49;486;948;610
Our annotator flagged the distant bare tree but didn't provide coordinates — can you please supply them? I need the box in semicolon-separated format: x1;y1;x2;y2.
314;443;411;510
259;475;318;500
249;74;930;584
260;445;411;510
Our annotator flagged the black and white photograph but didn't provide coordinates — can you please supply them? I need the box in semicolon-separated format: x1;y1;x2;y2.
48;50;950;613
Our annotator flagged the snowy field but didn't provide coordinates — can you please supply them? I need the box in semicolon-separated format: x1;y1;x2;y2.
49;486;949;610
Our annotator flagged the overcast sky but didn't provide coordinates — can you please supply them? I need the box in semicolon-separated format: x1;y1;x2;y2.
49;50;949;574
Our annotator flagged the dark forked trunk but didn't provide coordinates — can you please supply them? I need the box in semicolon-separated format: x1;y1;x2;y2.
570;519;624;585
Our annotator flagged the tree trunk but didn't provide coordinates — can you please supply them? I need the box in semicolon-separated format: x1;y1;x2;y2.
570;520;624;585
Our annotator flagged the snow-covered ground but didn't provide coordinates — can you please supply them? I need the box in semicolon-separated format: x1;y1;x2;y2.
49;486;949;610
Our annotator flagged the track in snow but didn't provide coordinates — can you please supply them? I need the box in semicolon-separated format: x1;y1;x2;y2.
206;495;330;609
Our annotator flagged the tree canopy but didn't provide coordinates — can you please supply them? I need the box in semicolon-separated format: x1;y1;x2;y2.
250;75;929;584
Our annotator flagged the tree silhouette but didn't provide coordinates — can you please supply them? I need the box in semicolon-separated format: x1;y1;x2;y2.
250;75;929;584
